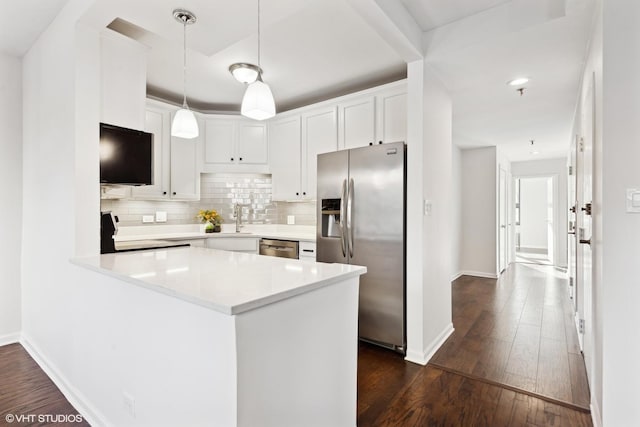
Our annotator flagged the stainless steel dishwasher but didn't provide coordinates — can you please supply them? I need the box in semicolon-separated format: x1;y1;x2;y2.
259;239;299;259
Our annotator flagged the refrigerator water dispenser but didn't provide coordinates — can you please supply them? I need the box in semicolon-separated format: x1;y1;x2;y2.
321;199;342;238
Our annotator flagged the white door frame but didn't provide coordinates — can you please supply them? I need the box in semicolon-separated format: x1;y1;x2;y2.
512;174;560;266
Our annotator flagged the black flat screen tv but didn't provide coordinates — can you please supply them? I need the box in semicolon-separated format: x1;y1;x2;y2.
99;122;153;185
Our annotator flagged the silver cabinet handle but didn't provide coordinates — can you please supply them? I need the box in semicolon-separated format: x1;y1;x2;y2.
347;178;354;258
340;179;347;257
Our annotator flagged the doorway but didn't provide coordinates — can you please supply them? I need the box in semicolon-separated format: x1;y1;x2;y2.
514;176;557;266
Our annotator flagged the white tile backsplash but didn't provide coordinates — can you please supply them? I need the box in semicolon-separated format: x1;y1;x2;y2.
101;173;317;227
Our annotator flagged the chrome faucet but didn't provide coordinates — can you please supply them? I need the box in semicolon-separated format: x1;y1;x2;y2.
233;203;244;233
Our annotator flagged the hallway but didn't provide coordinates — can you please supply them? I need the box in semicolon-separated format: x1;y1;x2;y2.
358;263;591;426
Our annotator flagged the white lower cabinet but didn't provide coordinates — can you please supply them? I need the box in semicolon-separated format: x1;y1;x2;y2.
206;238;259;254
171;239;206;248
299;241;317;261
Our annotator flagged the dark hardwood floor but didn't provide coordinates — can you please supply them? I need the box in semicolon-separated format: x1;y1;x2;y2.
0;343;88;427
358;263;592;426
1;264;590;426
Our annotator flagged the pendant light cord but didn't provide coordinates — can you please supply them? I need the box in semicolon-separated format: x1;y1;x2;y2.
182;17;188;108
257;0;261;70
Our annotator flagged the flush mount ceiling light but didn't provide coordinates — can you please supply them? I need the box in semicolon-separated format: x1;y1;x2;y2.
508;77;529;86
529;140;539;155
240;0;276;121
171;9;199;139
229;63;262;84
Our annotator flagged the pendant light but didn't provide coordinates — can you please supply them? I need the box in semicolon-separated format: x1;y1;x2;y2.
240;0;276;120
171;9;199;139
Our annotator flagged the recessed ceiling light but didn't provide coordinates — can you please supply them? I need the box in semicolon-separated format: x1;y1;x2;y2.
530;150;540;155
508;77;529;86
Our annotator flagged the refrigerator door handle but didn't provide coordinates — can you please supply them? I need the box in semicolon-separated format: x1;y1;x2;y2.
340;179;347;257
347;178;354;258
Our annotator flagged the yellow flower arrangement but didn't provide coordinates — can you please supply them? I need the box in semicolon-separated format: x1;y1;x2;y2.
197;209;224;227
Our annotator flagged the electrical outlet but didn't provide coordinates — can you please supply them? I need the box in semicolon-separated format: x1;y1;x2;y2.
155;211;167;222
287;215;295;225
123;392;136;418
142;215;154;223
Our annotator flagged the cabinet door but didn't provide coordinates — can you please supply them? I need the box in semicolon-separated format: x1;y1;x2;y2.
269;116;301;201
339;96;375;149
204;119;236;165
131;108;170;199
301;106;338;200
170;135;200;200
376;91;407;144
237;122;267;164
206;237;258;253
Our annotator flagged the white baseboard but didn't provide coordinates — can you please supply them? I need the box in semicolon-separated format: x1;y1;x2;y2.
459;270;498;279
405;323;454;366
20;334;107;427
590;398;602;427
450;271;463;282
0;332;20;347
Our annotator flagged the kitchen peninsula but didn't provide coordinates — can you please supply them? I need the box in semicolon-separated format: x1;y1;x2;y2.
71;247;365;426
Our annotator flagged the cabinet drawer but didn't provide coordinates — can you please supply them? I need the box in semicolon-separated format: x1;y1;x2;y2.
206;238;258;252
299;241;317;260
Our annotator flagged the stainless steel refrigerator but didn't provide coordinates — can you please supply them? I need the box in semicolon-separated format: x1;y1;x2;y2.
316;141;406;352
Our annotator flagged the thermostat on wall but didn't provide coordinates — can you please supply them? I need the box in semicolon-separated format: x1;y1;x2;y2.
626;189;640;213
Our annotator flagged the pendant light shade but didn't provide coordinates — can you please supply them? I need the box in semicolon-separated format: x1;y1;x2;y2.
171;9;199;139
241;77;276;120
172;108;199;138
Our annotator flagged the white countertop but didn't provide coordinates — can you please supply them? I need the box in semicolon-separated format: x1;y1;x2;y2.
113;224;317;243
72;247;365;315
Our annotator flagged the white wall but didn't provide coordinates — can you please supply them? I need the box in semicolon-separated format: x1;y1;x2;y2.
602;0;640;424
451;146;462;279
405;61;453;365
511;158;569;267
0;52;22;344
459;146;497;278
21;0;101;422
518;177;549;250
571;2;602;423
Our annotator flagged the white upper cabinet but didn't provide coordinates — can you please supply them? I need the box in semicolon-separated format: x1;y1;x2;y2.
100;29;147;131
269;116;301;201
301;106;338;200
170;132;200;200
376;89;407;144
131;100;200;201
335;84;407;150
203;117;268;172
204;119;236;165
338;96;375;149
237;123;268;164
130;106;170;199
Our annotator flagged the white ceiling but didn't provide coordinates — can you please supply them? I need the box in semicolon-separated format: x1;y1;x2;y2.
8;0;596;162
401;0;511;32
80;0;407;113
0;0;69;56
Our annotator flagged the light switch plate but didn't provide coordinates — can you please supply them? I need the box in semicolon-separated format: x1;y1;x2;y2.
155;211;167;222
424;199;432;216
142;215;154;223
287;215;295;225
626;189;640;213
